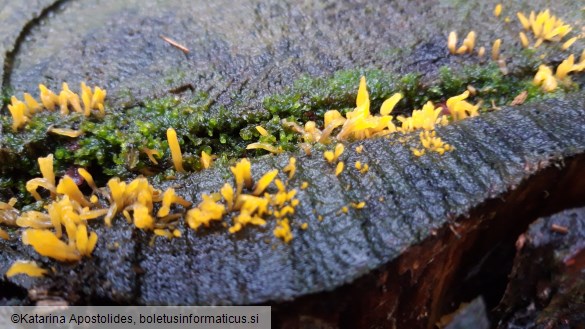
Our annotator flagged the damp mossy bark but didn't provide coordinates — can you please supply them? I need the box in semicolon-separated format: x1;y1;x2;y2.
0;62;574;203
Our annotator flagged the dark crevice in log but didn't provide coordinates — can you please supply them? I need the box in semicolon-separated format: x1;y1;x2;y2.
1;0;71;93
271;153;585;329
0;280;28;304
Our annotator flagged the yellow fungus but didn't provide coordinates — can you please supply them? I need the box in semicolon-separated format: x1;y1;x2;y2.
22;229;81;262
334;143;344;159
157;188;192;217
380;93;403;115
0;228;9;240
519;32;529;48
462;31;476;53
446;91;479;121
186;194;225;230
561;37;576;50
318;215;323;221
56;176;91;207
173;229;182;237
48;128;83;138
274;218;293;243
38;154;56;187
200;151;213;169
154;229;174;239
77;168;98;191
355;145;364;153
122;209;132;223
300;181;309;190
253;169;279;196
517;12;530;30
555;54;574;80
492;39;501;60
166;127;186;173
229;207;267;233
220;183;235;211
256;125;269;136
477;46;486;57
231;158;253;196
91;87;107;115
356;76;369;108
335;162;344;176
448;31;457;54
351;201;366;209
341;206;349;214
38;84;58;111
412;148;426;157
456;45;468;55
246;142;283;154
494;4;502;17
7;100;28;131
133;204;154;229
283;157;297;180
360;163;369;174
300;223;308;230
81;82;92;116
23;93;41;113
26;155;57;201
76;224;90;255
90;195;98;204
517;10;572;44
324;150;335;163
79;209;108;221
397;101;449;132
534;65;558;92
416;130;452;155
274;179;286;192
5;260;47;278
16;211;53;229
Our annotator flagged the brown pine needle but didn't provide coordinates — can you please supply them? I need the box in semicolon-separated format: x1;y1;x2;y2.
160;35;189;54
551;224;568;234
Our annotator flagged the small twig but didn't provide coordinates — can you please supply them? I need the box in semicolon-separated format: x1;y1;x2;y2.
160;35;189;54
551;223;569;234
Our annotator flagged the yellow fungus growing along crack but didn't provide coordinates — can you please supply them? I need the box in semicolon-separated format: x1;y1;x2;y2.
447;31;477;55
8;83;106;131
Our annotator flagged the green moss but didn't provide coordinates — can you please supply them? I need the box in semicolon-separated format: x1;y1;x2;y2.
0;57;577;205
